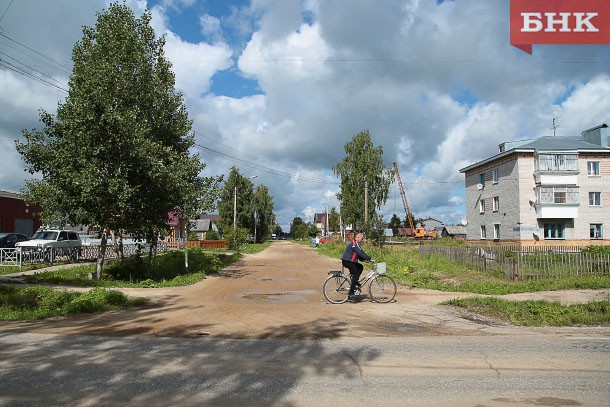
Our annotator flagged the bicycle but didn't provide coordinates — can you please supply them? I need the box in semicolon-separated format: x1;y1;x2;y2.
322;262;397;304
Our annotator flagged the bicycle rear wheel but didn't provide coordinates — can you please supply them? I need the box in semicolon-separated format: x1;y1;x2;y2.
368;274;397;303
323;274;351;304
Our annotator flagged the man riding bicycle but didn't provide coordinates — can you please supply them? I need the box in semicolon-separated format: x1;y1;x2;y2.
341;232;373;301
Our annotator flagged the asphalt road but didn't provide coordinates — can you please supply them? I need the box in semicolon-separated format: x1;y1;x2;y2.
0;332;609;406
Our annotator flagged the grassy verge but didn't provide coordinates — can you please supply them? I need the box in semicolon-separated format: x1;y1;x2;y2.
315;240;610;326
0;285;148;321
316;241;610;294
24;249;240;288
444;297;610;326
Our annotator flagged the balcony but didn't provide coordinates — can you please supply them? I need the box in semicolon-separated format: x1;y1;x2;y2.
535;186;579;219
534;154;579;185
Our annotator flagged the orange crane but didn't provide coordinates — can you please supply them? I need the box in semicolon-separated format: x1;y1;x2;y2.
393;162;432;239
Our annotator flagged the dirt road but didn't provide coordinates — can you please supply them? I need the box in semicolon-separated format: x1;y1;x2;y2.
3;241;609;339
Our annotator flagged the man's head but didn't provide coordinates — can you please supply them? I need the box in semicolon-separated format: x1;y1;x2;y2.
355;232;364;242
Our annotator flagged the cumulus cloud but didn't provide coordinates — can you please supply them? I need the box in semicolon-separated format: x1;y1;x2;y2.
2;0;610;229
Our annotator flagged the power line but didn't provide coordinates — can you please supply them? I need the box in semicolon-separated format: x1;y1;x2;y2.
0;0;14;25
0;33;71;71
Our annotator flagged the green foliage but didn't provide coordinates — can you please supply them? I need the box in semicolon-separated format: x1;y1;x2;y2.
0;286;147;320
252;184;275;243
445;297;610;326
333;129;394;231
314;241;610;294
290;217;309;239
388;213;402;236
582;245;610;255
223;227;250;251
25;250;239;288
218;167;256;232
15;2;221;278
365;213;387;247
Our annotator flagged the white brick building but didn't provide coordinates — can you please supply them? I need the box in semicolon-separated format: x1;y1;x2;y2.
459;124;610;243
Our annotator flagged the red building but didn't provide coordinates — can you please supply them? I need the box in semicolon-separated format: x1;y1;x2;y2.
0;190;42;237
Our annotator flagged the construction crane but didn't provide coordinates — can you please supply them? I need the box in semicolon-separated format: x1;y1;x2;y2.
393;162;431;239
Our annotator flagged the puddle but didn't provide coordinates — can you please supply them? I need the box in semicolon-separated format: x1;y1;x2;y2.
256;278;296;282
240;290;317;303
396;325;418;332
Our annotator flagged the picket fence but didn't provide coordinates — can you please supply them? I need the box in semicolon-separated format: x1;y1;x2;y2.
419;245;610;280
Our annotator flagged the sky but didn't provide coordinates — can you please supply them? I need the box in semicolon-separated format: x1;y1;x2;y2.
1;0;610;231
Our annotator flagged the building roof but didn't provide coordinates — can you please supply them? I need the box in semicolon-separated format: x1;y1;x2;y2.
191;219;211;232
460;135;610;173
443;225;466;235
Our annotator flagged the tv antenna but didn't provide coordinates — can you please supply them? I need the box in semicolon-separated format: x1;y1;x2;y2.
551;116;561;137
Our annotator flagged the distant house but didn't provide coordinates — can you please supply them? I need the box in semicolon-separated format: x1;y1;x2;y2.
397;227;413;237
0;190;42;237
441;225;467;240
190;214;220;240
419;217;443;230
313;213;328;235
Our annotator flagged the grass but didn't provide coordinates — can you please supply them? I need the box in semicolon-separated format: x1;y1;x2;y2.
316;240;610;326
0;285;148;321
445;297;610;326
24;249;240;288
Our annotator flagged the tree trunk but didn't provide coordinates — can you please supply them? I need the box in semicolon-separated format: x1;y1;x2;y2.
147;233;157;265
94;228;108;280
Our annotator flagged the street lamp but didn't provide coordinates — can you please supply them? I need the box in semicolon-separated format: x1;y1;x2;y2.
234;175;257;230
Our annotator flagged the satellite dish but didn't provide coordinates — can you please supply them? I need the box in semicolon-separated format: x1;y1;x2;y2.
529;194;538;205
476;183;484;190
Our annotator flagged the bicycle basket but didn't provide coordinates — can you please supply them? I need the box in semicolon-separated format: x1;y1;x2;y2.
376;262;386;274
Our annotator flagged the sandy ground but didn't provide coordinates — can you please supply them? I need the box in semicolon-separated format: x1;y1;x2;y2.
2;240;609;339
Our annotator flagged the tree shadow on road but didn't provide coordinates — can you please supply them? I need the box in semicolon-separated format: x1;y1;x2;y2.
0;320;381;406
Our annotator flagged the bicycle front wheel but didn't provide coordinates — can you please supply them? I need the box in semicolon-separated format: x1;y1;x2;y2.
323;274;351;304
368;274;397;303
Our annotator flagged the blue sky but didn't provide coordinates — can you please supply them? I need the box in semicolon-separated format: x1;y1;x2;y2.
2;0;610;230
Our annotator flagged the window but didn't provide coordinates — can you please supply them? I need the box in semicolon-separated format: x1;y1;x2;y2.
589;192;601;206
479;173;485;186
493;224;500;240
480;225;486;239
590;224;603;239
492;169;499;183
587;161;600;176
544;223;565;240
479;199;485;214
493;196;499;212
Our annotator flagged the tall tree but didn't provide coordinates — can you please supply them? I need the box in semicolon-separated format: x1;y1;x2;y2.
289;216;305;239
16;3;219;278
328;207;340;233
217;167;256;233
333;129;394;233
252;185;275;243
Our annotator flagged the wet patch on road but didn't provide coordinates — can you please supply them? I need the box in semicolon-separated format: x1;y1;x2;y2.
239;289;318;303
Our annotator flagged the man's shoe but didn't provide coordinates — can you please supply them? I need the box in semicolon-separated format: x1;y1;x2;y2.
348;294;358;302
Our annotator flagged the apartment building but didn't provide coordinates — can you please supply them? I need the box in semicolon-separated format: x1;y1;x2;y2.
459;124;610;243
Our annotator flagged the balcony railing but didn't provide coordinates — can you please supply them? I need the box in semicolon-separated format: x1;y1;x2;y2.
535;154;579;173
537;186;579;205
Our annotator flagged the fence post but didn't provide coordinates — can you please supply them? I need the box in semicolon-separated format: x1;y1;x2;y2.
513;256;519;281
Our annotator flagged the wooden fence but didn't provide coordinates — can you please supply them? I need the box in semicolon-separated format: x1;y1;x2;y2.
419;245;610;280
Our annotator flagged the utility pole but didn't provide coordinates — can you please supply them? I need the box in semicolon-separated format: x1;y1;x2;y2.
364;180;368;226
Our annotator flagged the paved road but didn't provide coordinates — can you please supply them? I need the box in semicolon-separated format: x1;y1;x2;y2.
0;332;608;406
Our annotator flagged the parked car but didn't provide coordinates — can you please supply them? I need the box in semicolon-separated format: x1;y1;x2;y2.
16;230;82;260
0;233;28;248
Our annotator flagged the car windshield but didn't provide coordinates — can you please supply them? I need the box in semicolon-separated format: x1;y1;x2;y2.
32;231;58;241
0;233;9;239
